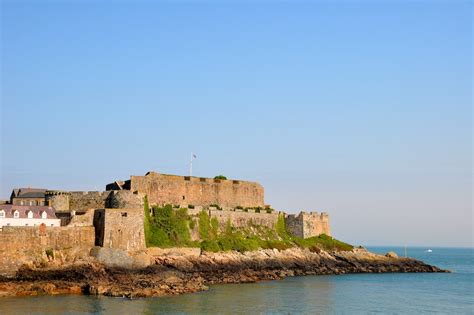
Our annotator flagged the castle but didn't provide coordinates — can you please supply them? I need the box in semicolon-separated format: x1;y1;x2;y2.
0;171;331;273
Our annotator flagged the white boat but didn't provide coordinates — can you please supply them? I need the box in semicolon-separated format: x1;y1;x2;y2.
426;249;433;253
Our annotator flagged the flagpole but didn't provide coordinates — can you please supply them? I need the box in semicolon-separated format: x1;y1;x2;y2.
190;152;193;177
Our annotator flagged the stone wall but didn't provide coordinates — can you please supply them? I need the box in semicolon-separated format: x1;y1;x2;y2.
208;209;280;230
108;172;264;209
94;208;145;252
69;191;110;212
0;225;95;251
0;225;95;275
105;191;145;209
45;191;70;211
285;212;331;238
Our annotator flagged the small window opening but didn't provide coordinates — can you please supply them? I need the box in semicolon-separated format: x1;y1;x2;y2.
121;212;128;217
182;195;185;200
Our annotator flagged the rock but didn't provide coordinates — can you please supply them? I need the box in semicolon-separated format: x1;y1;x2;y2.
90;247;134;268
0;247;447;298
385;251;398;258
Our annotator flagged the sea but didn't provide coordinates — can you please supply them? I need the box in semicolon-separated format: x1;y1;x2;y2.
0;247;472;314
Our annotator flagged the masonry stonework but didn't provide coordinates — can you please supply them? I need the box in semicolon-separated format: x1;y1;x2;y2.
93;208;145;252
0;225;95;275
285;212;331;238
208;209;280;230
107;172;264;209
69;191;110;212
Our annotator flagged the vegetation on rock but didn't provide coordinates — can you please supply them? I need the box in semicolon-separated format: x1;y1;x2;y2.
144;201;353;252
144;202;197;248
214;175;227;180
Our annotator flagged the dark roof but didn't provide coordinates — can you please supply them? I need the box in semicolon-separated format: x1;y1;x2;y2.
0;205;57;219
11;188;47;199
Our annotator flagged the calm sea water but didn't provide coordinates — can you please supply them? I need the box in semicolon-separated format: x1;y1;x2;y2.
0;247;472;314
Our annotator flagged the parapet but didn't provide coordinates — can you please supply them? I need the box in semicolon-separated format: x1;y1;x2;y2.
285;210;331;238
107;171;265;209
105;190;145;209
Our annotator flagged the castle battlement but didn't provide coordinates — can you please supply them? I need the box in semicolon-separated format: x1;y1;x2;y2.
285;210;331;238
106;171;265;209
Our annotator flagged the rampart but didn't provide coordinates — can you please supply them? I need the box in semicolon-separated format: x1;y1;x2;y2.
69;191;110;212
93;208;145;252
208;209;280;230
285;211;331;238
107;172;264;209
46;190;144;213
0;225;95;275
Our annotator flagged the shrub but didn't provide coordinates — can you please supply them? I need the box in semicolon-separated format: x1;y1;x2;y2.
210;217;219;239
198;210;211;239
224;219;233;236
214;175;227;180
188;204;195;209
236;206;243;209
144;205;193;247
201;240;220;252
45;248;54;259
292;234;353;252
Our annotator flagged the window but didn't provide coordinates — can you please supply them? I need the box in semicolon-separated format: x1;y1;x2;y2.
0;210;4;218
13;211;19;219
41;211;47;219
27;211;33;219
20;201;24;205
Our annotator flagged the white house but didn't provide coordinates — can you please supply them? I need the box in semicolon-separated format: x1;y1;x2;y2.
0;205;61;228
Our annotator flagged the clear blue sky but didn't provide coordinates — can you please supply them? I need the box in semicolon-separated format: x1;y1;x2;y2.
1;1;472;247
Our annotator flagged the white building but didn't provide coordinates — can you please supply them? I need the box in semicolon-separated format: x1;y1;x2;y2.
0;205;60;228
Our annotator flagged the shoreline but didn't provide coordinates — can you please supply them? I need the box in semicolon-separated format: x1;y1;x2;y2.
0;247;448;298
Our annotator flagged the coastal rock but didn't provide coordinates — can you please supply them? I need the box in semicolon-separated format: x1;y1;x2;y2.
385;251;398;258
0;248;447;298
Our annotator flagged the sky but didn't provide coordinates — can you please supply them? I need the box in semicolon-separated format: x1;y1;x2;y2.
1;0;472;247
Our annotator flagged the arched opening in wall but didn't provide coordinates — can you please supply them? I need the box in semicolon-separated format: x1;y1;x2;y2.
182;196;185;200
27;211;33;219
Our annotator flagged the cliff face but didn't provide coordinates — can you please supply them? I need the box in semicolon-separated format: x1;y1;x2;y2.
0;247;447;298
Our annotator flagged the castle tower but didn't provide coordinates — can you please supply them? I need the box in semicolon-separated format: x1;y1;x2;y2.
45;190;70;211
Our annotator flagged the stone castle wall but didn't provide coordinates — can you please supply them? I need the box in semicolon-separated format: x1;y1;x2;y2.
56;190;144;213
45;191;70;211
0;225;95;251
108;172;264;209
208;209;280;230
285;212;331;238
94;208;145;252
69;191;110;212
0;225;95;275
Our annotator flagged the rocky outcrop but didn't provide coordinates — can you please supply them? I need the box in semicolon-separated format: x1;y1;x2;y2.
0;247;447;298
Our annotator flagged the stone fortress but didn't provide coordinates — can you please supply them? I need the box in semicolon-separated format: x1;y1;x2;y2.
0;171;330;273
